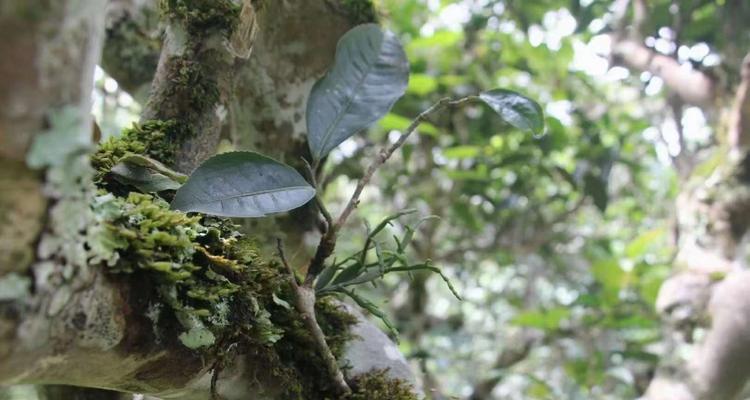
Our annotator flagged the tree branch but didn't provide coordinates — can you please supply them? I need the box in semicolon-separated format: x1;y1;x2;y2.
728;54;750;151
610;38;717;108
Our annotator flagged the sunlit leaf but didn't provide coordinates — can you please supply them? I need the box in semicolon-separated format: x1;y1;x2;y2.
443;145;482;159
407;73;438;95
511;307;570;330
479;89;545;135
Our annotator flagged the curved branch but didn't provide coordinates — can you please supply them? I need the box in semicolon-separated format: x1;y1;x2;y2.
610;38;717;108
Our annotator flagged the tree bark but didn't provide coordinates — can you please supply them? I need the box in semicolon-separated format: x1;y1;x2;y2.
1;1;419;399
643;53;750;400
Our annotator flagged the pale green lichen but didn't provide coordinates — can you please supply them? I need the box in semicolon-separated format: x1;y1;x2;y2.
26;107;116;309
0;273;31;302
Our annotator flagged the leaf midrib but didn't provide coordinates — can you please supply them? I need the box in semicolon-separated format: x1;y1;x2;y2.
202;185;313;203
316;37;382;159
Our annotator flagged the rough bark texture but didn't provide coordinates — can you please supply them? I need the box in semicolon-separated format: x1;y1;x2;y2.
643;54;750;400
139;1;240;174
0;0;419;398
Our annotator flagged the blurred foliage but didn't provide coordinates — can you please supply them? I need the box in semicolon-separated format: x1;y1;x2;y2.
319;0;749;398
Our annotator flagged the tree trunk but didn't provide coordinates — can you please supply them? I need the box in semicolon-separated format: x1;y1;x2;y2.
0;0;419;399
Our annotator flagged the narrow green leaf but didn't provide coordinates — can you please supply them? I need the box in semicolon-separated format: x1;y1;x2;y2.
315;263;339;292
331;262;365;286
479;89;545;135
307;24;410;160
368;209;417;241
386;264;462;300
171;151;315;218
339;288;399;339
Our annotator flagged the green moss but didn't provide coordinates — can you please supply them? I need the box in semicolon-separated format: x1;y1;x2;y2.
268;297;358;399
91;120;183;189
160;0;240;38
163;54;221;116
341;0;378;25
346;370;418;400
90;119;365;396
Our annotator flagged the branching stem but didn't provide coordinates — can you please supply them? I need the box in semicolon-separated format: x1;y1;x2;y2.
277;239;351;395
285;96;477;396
305;96;477;284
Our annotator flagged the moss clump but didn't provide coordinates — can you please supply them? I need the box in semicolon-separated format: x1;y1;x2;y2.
163;54;221;117
341;0;378;25
94;192;256;331
346;370;418;400
90;112;365;395
268;297;358;398
92;120;181;183
160;0;240;38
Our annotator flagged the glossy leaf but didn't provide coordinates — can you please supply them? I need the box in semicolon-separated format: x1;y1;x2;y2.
171;152;315;218
307;24;410;160
479;89;545;135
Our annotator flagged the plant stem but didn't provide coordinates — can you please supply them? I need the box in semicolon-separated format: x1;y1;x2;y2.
287;96;477;396
277;240;351;395
306;96;477;283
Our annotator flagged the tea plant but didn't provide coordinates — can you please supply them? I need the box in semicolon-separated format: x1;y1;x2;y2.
113;23;544;394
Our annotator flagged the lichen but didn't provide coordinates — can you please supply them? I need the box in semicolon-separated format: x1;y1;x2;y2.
91;191;284;345
345;370;419;400
90;127;366;399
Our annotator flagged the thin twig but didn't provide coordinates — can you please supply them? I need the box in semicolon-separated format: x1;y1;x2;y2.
277;238;351;394
333;96;476;231
302;157;334;231
304;96;477;284
277;238;299;289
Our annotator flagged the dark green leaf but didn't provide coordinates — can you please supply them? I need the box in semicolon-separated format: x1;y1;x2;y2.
307;24;410;160
479;89;545;135
171;151;315;218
